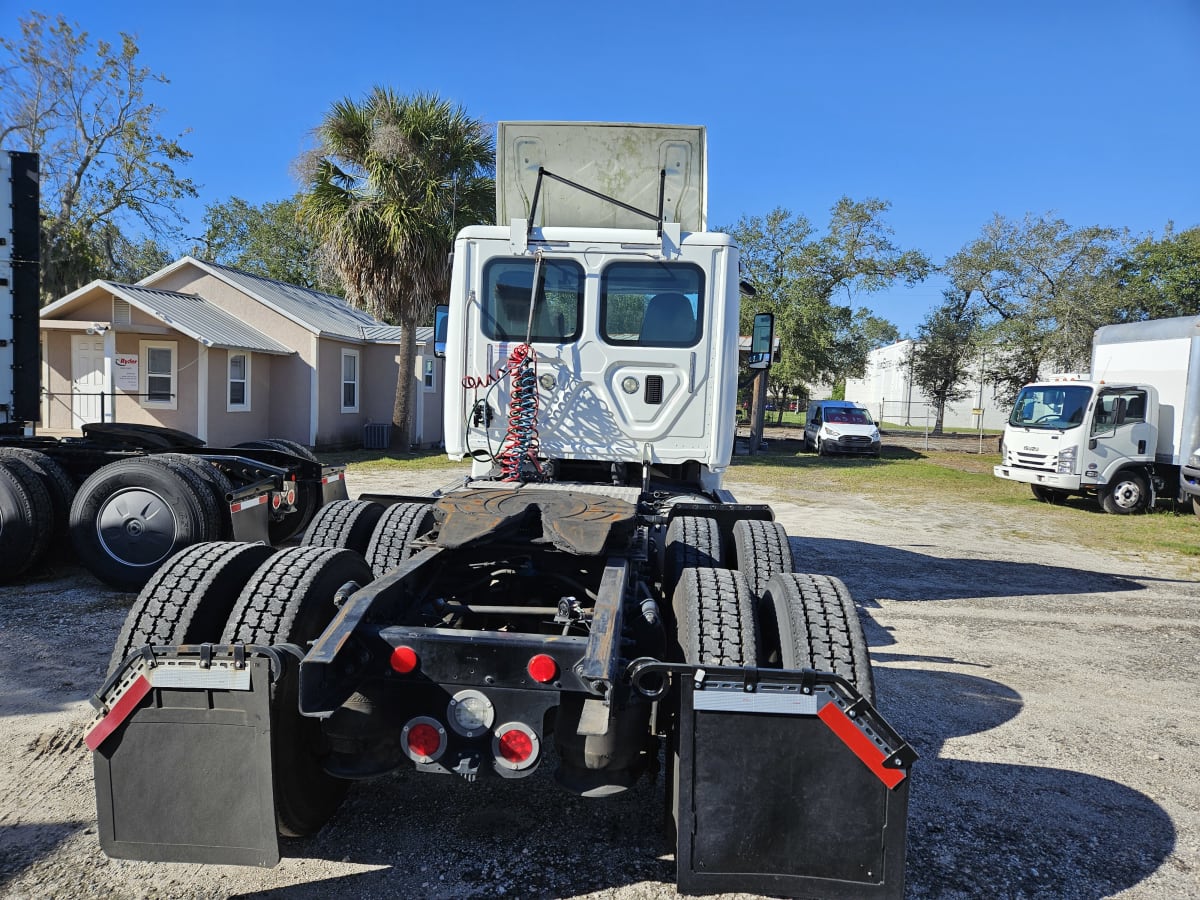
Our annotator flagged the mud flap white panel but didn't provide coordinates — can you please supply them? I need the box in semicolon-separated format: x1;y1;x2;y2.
89;653;281;867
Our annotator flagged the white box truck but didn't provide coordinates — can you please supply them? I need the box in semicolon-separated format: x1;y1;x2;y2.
994;316;1200;514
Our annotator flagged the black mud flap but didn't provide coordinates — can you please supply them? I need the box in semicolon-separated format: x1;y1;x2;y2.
87;645;293;867
632;661;915;899
320;466;349;505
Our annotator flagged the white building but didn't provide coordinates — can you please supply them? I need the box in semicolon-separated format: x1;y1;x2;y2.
844;340;1012;431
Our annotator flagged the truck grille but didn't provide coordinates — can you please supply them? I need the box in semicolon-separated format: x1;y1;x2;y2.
841;435;872;445
1010;450;1055;472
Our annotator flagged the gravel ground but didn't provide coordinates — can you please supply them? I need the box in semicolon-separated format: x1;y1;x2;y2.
1;462;1197;899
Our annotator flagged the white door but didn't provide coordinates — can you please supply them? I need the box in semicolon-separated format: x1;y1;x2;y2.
71;334;107;428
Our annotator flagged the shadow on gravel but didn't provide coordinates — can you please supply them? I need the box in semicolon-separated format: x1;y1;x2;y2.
875;666;1176;899
232;756;675;899
0;821;86;886
789;536;1149;602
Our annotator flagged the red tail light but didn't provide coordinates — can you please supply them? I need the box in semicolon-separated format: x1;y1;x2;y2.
526;653;558;683
286;488;296;505
271;492;282;509
390;645;419;674
402;716;446;763
493;722;539;771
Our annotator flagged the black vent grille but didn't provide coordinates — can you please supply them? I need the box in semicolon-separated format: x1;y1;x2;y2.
645;375;664;404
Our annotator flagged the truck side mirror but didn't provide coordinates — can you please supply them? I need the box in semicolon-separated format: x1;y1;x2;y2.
748;313;774;370
434;305;448;359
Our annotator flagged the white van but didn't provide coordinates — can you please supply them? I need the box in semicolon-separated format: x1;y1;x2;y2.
803;401;881;457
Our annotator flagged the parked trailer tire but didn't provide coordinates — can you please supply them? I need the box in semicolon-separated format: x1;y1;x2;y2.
732;519;794;603
236;439;320;543
107;541;277;674
69;457;221;591
1100;469;1151;515
364;502;434;577
760;572;876;705
155;453;236;538
663;515;723;599
221;546;373;837
302;499;385;555
0;458;53;582
0;447;75;538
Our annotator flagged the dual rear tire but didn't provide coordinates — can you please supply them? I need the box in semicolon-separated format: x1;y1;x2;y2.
108;541;372;837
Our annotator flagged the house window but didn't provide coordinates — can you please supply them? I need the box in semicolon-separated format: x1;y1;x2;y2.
341;349;359;413
423;358;436;391
228;352;250;411
139;340;177;409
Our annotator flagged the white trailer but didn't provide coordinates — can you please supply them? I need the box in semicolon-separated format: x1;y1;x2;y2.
994;316;1200;513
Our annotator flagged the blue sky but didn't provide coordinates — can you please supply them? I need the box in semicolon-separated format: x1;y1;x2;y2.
11;0;1200;334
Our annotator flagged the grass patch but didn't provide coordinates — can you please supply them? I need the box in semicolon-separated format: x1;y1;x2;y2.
730;444;1200;568
322;448;470;473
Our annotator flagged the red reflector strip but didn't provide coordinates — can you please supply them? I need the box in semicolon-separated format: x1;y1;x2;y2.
320;472;345;484
85;674;152;751
229;494;268;514
817;702;906;789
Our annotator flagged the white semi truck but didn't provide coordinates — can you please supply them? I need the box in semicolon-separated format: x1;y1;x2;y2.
87;123;916;898
994;316;1200;514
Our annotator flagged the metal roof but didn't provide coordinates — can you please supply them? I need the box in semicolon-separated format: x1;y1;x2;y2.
104;283;294;355
199;260;380;341
363;325;434;345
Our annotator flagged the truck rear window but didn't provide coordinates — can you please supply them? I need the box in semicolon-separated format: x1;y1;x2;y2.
481;258;584;343
600;262;705;347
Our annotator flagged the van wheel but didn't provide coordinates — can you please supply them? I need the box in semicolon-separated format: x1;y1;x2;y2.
1100;470;1150;514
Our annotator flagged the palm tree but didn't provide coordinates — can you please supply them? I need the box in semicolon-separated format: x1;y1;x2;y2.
299;89;494;448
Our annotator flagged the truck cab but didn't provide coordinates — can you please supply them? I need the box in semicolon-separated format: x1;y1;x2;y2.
442;123;739;492
994;378;1159;512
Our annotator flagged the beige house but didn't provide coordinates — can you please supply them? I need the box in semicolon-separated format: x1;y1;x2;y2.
38;257;444;449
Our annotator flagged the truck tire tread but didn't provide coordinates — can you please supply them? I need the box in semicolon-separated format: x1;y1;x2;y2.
0;447;75;538
220;546;371;837
0;458;52;582
673;567;757;666
762;572;875;704
664;515;722;598
732;518;794;602
365;502;435;576
107;540;277;674
302;499;385;555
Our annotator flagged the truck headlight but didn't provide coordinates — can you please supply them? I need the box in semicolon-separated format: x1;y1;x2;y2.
825;428;841;437
1057;446;1077;475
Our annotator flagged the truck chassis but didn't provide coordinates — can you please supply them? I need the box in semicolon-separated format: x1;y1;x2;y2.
88;474;915;898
